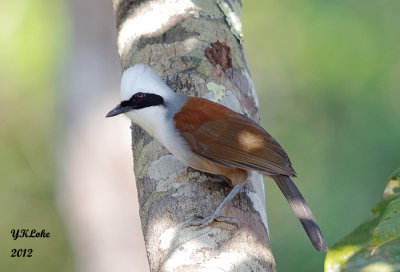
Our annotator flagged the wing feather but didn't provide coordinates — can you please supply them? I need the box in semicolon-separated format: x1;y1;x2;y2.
174;97;296;177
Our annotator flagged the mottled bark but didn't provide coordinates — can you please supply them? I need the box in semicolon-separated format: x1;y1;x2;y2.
112;0;276;271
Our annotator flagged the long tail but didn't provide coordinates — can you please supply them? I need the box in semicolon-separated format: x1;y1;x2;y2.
273;175;328;252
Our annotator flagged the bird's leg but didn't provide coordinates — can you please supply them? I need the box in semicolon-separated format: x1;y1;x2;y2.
183;183;245;229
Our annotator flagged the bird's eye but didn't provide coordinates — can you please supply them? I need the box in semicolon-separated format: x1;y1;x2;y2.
134;92;144;102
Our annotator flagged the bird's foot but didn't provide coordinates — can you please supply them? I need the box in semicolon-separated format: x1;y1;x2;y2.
183;213;238;230
182;184;245;230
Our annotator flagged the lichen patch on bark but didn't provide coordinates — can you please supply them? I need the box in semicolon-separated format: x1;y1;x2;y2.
205;81;226;101
148;155;187;186
215;0;244;43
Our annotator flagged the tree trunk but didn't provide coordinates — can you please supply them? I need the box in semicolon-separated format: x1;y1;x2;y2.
112;1;276;271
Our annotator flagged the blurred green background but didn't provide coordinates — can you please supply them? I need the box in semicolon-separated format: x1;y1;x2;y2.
243;1;400;271
0;0;73;271
1;0;399;271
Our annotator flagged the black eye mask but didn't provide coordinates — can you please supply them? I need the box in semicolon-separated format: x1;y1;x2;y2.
121;92;164;110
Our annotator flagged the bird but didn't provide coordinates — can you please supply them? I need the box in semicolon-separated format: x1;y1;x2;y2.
106;64;328;252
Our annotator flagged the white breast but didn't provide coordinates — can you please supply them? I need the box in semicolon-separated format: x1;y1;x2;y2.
124;105;195;166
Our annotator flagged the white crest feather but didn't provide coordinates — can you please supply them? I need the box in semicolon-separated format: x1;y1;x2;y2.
120;64;174;101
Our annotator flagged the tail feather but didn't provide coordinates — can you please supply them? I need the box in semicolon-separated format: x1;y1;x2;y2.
273;175;328;252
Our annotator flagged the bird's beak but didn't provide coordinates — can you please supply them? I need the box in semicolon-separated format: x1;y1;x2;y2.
106;103;130;118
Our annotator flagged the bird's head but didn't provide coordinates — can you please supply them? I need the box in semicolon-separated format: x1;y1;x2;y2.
106;64;174;119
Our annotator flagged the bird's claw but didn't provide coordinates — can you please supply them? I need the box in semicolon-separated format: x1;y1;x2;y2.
183;213;238;230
